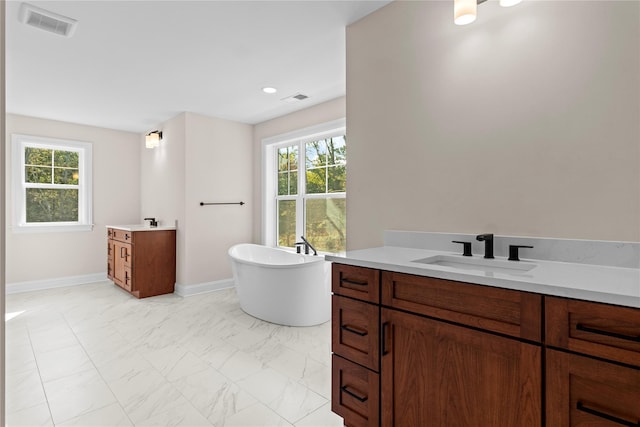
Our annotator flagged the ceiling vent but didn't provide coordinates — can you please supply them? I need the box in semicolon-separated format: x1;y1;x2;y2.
281;93;309;103
19;3;78;37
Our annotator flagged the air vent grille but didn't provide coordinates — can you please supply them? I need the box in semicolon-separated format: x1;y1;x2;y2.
281;93;310;103
19;3;77;37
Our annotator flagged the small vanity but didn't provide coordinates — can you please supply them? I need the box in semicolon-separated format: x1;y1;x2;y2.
106;223;176;298
326;231;640;427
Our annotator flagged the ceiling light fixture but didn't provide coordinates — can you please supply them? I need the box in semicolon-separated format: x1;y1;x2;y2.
145;130;162;149
262;87;277;94
455;0;522;26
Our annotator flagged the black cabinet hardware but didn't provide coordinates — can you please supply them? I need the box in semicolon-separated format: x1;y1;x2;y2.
577;402;639;426
341;278;368;287
576;323;640;343
341;386;368;402
341;325;368;337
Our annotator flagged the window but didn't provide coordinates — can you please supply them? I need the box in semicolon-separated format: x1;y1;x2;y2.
12;134;93;232
264;120;346;253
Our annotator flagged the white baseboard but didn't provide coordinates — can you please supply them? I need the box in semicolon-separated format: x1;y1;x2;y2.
6;272;108;294
174;279;235;297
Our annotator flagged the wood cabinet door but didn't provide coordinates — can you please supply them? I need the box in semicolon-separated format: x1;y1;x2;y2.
546;348;640;427
381;308;541;427
112;240;130;287
107;240;114;280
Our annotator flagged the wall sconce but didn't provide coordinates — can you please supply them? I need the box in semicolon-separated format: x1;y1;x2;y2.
145;130;162;149
455;0;522;25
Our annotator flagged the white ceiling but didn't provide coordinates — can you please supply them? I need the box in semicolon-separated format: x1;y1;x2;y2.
6;0;390;133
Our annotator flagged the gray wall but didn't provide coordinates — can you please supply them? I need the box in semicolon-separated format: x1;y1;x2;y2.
346;1;640;249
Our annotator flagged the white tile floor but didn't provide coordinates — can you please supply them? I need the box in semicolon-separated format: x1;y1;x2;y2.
5;282;344;426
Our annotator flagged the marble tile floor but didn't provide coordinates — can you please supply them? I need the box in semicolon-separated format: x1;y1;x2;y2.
5;282;345;426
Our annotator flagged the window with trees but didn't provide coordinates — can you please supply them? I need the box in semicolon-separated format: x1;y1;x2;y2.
11;134;93;232
275;134;346;253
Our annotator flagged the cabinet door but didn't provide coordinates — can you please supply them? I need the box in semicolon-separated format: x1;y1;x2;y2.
546;349;640;427
107;240;115;280
381;308;541;427
112;240;131;288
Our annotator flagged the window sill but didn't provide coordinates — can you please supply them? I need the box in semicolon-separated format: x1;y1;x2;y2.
11;223;94;234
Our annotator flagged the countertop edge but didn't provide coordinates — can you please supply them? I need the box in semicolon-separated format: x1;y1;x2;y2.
106;225;177;232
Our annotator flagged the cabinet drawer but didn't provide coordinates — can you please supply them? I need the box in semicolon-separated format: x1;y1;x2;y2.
332;264;380;303
382;271;542;341
332;355;379;427
332;295;379;371
546;297;640;367
111;228;133;243
546;349;640;427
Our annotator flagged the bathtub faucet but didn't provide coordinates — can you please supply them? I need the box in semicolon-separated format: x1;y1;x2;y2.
297;236;318;256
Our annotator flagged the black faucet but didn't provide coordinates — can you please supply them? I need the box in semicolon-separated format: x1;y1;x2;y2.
144;217;158;227
296;236;318;256
476;233;494;259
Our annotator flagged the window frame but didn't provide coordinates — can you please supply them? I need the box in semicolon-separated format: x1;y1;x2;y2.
262;119;346;252
11;134;93;233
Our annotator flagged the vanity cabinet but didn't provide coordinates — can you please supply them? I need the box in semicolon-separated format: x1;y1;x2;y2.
106;227;176;298
545;297;640;426
331;263;640;427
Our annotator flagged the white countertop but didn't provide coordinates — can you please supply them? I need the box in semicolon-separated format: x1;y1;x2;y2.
325;246;640;308
107;224;176;232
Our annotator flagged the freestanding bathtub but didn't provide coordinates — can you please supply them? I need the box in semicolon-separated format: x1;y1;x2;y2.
228;243;331;326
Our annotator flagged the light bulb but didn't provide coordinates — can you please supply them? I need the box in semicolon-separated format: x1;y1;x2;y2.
454;0;477;25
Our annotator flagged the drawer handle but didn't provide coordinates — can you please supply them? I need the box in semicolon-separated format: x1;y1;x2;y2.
341;324;368;337
341;278;368;287
577;402;639;427
341;385;368;403
576;323;640;343
382;322;390;356
120;247;126;258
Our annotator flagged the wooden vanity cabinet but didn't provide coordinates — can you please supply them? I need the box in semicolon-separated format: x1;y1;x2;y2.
332;264;381;426
545;297;640;426
331;263;640;427
331;264;542;427
106;228;176;298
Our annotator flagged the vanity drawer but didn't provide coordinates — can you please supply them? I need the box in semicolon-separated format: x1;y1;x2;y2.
546;296;640;367
332;295;380;371
111;228;133;243
332;354;379;427
546;349;640;426
332;264;380;304
381;271;542;341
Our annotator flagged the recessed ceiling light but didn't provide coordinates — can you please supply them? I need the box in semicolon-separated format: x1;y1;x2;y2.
262;87;277;94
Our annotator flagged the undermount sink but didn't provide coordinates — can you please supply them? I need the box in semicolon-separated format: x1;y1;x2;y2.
413;254;536;275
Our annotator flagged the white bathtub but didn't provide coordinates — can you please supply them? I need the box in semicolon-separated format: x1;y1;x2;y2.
228;243;331;326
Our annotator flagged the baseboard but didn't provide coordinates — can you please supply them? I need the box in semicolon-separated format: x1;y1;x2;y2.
174;278;235;297
6;272;108;294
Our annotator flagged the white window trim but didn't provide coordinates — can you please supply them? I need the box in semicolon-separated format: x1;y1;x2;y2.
261;118;346;248
11;134;93;233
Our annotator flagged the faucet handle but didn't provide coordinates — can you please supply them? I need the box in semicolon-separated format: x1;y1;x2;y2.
508;245;533;261
144;217;158;227
452;241;473;257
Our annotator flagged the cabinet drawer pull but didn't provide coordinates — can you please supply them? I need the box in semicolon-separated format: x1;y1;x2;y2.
341;324;368;337
120;247;126;258
341;278;368;287
341;385;368;402
576;323;640;343
382;322;390;356
577;402;639;427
